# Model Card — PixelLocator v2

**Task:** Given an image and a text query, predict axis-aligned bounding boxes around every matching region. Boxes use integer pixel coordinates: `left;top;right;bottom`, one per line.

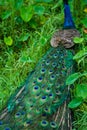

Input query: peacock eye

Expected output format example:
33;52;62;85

47;87;50;90
55;90;59;94
42;113;46;117
26;120;32;125
50;121;57;128
5;128;11;130
34;86;39;90
49;93;53;97
46;60;50;65
41;120;48;127
0;121;3;125
15;112;21;117
37;76;43;82
33;81;36;84
53;53;58;58
50;75;55;80
49;70;53;73
41;63;45;66
30;105;33;108
42;121;46;124
39;77;42;80
52;62;57;67
45;108;48;111
42;96;46;99
42;69;45;72
16;113;20;116
41;68;46;74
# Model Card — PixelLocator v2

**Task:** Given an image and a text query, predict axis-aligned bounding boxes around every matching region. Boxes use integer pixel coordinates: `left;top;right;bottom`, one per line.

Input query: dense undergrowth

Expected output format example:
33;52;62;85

0;0;87;129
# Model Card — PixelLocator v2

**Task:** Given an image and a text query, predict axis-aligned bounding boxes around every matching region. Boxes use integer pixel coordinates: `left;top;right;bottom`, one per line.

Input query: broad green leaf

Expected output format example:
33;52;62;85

84;35;87;41
20;56;33;63
81;17;87;28
20;56;28;62
20;6;33;22
78;56;85;65
40;15;47;24
68;98;83;108
66;72;87;85
66;73;81;85
73;37;84;44
1;11;12;20
0;1;5;5
14;0;23;9
73;50;87;60
81;72;87;76
76;84;87;99
19;33;30;41
34;5;45;15
4;36;13;46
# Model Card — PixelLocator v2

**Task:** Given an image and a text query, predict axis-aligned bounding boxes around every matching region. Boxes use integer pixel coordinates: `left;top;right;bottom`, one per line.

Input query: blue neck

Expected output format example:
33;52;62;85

63;4;76;29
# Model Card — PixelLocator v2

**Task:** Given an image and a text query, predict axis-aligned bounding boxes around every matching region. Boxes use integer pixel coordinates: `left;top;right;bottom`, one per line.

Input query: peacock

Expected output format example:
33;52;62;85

0;0;80;130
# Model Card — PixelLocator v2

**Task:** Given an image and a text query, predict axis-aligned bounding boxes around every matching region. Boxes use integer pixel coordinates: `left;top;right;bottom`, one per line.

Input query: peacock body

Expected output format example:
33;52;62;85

0;0;80;130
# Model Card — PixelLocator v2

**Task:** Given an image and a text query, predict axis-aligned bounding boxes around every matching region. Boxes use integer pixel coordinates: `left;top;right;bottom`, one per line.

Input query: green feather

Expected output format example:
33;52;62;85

0;46;74;130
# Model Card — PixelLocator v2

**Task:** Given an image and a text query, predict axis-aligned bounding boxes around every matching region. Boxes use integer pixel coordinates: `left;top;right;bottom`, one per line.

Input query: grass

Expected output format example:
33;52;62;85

0;8;63;110
73;108;87;130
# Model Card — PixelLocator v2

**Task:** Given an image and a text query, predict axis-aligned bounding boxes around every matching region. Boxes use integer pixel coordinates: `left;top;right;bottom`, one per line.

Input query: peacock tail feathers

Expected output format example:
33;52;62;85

0;46;74;130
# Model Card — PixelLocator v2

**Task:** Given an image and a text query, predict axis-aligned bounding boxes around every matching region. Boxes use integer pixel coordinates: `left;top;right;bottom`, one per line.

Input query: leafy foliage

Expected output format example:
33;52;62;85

4;36;13;46
65;1;87;128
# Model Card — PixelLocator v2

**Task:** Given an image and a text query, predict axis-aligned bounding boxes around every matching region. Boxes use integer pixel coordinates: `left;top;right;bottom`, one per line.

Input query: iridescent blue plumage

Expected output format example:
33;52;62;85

63;4;76;29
